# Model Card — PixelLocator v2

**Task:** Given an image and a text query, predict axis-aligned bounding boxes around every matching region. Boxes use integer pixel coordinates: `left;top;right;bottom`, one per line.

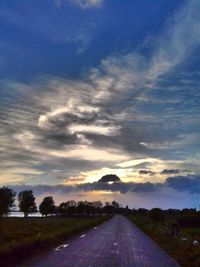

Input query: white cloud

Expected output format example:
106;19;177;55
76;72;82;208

38;99;100;128
14;131;36;150
87;0;200;104
71;0;103;9
117;158;161;168
0;173;24;184
71;166;150;184
48;145;130;162
148;0;200;81
68;123;120;136
0;167;43;175
140;133;200;150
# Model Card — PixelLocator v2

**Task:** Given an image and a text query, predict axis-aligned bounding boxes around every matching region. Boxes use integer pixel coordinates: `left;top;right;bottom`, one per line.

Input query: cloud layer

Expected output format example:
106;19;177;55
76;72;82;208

0;0;200;208
9;174;200;197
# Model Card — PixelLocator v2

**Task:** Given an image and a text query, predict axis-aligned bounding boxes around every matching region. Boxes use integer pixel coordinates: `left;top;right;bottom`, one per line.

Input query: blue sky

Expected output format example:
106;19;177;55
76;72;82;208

0;0;200;209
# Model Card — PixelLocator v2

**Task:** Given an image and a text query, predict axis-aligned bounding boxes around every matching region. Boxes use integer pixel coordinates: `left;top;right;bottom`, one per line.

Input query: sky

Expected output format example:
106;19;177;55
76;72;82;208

0;0;200;209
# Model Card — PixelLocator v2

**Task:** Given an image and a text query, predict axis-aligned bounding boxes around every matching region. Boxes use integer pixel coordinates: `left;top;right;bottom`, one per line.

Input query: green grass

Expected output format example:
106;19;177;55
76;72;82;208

0;216;110;266
127;215;200;267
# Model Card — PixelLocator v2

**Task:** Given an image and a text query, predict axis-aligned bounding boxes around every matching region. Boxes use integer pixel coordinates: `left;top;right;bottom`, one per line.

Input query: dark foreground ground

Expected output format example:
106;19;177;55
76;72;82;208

0;216;109;266
128;214;200;267
23;215;180;267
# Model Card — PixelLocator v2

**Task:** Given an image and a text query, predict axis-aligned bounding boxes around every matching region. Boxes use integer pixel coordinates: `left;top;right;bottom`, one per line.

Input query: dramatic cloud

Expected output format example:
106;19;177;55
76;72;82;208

7;173;200;209
98;174;121;183
10;180;161;196
161;169;182;175
0;0;200;208
166;175;200;194
139;170;156;176
9;174;200;197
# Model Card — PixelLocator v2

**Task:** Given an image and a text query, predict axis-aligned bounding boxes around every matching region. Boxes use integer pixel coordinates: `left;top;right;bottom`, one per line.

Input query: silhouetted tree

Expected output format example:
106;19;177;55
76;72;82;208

58;200;77;217
76;201;86;216
132;208;138;215
56;199;136;217
84;201;92;215
92;201;103;215
149;208;164;222
112;201;120;209
0;187;16;217
181;208;197;216
58;202;68;216
124;205;131;215
18;190;37;217
138;208;149;216
165;209;180;217
67;200;77;216
39;196;55;217
103;202;114;214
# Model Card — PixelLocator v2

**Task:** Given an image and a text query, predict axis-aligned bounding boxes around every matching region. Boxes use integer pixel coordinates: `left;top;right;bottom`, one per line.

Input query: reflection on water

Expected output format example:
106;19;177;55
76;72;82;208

9;211;42;217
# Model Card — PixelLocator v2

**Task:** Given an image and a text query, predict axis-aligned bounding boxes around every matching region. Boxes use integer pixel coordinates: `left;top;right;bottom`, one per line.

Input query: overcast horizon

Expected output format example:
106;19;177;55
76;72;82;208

0;0;200;209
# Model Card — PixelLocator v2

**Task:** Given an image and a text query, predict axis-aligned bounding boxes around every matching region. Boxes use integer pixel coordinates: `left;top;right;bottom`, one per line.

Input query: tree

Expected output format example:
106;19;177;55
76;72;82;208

149;208;164;222
138;208;149;216
103;202;114;214
58;202;68;216
92;201;103;215
39;196;55;217
58;200;77;217
76;201;86;216
112;201;120;209
66;200;77;216
18;190;37;217
0;187;16;217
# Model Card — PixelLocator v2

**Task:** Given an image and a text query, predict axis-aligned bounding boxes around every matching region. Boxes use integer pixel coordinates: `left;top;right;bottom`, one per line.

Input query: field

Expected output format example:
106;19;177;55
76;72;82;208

0;216;109;266
128;215;200;267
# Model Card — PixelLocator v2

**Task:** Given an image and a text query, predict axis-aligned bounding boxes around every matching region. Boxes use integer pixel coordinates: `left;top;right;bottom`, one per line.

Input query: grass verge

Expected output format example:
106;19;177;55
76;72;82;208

0;216;110;266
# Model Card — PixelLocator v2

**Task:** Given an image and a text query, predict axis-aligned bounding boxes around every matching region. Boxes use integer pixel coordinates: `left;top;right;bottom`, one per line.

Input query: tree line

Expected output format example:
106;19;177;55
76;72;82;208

0;187;125;218
0;187;37;218
1;186;198;222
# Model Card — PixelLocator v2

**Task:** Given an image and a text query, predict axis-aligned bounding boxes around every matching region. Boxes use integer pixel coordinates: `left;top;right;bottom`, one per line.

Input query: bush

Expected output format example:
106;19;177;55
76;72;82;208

178;216;200;227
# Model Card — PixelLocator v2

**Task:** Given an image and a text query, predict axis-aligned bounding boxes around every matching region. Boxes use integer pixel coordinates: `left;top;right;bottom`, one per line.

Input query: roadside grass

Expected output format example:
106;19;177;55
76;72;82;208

127;215;200;267
0;216;110;266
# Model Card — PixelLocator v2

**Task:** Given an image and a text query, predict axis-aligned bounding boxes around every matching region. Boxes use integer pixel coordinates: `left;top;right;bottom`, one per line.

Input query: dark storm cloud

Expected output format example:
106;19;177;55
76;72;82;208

139;170;156;175
161;169;191;175
137;169;189;176
9;174;200;197
10;184;73;196
10;181;162;195
78;181;161;193
161;169;180;175
98;174;121;183
165;175;200;194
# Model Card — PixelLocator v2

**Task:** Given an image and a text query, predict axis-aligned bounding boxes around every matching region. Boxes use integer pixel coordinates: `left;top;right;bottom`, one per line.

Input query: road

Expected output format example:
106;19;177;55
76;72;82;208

24;215;180;267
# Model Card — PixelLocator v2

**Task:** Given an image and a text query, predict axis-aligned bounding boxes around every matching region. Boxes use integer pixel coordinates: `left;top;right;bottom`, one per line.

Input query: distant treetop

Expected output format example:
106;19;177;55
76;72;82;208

98;174;121;183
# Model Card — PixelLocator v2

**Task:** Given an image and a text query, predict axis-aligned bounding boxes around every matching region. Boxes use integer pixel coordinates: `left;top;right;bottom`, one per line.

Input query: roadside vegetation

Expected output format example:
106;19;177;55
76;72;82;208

0;216;109;266
127;208;200;267
0;186;124;266
0;187;123;218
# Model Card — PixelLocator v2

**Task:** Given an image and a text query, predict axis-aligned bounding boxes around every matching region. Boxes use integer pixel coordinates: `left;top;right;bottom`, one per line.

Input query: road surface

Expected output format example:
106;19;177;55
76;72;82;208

24;215;180;267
